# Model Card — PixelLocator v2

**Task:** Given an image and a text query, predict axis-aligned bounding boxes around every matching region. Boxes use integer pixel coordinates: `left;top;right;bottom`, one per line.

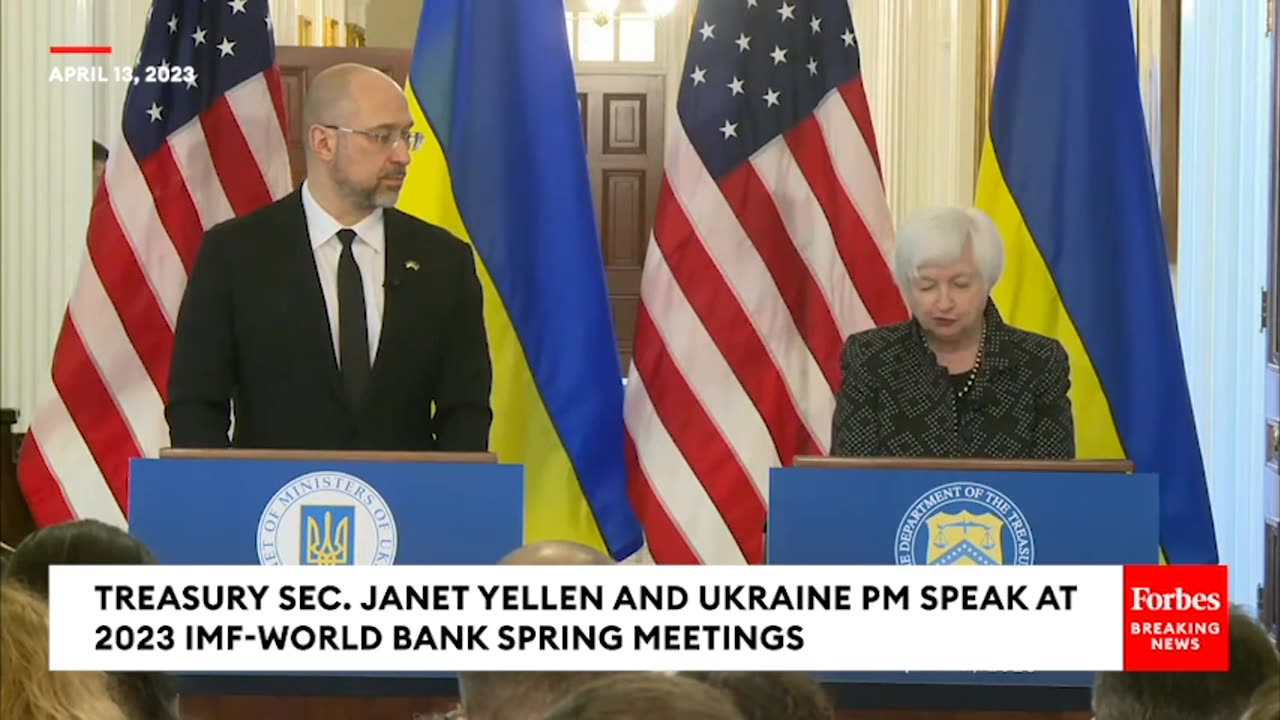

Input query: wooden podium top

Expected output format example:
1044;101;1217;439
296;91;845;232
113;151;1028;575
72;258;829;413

791;456;1135;473
157;448;498;464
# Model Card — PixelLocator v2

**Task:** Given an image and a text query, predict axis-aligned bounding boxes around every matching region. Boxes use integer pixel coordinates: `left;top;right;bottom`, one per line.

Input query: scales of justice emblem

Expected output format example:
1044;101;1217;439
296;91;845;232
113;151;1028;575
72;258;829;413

895;481;1035;566
926;510;1006;565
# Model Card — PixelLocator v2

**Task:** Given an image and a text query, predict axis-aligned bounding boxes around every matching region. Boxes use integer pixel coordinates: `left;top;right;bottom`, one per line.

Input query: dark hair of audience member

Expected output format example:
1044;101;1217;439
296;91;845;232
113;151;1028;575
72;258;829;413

1241;673;1279;720
2;520;179;720
1;579;130;720
680;671;835;720
3;519;158;596
544;672;744;720
1092;605;1280;720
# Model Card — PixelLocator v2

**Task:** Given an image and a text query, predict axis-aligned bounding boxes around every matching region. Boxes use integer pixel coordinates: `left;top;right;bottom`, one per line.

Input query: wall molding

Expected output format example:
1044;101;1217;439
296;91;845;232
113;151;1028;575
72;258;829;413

850;0;982;226
1;0;97;425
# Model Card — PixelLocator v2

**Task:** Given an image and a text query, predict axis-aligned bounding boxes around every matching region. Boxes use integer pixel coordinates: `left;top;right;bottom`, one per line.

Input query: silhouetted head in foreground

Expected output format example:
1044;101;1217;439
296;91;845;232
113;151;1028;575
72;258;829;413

498;540;615;566
3;520;178;720
3;519;157;596
545;673;745;720
456;540;617;719
680;671;835;720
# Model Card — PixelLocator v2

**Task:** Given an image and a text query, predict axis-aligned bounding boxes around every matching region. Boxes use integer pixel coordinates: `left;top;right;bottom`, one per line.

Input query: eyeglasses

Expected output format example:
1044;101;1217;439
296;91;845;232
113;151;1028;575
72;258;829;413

324;124;425;152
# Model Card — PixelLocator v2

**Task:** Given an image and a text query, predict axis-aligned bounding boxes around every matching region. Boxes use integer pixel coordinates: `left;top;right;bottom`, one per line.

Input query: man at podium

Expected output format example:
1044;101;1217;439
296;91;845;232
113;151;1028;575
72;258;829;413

166;64;492;452
830;207;1074;460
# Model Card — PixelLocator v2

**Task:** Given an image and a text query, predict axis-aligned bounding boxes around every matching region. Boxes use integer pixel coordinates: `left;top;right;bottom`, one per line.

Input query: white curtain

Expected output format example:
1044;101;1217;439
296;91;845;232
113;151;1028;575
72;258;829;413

1176;0;1274;604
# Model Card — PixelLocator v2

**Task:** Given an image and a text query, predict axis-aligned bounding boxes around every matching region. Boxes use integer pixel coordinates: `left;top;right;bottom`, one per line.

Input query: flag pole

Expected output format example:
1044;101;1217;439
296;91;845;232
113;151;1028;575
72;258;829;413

973;0;1007;190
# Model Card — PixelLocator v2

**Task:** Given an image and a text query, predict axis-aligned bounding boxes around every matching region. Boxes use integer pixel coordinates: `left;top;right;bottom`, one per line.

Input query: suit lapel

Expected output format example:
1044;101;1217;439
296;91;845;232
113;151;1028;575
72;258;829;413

279;191;346;405
369;211;414;389
967;302;1014;414
883;323;961;456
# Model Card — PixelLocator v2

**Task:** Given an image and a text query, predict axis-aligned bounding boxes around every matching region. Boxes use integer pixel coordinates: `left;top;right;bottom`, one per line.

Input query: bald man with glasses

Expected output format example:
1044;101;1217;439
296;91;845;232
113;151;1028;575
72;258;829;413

167;63;492;453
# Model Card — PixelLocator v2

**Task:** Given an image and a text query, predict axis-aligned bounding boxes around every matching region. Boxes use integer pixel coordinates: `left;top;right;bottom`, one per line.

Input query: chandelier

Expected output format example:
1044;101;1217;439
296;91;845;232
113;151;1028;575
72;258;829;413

587;0;676;26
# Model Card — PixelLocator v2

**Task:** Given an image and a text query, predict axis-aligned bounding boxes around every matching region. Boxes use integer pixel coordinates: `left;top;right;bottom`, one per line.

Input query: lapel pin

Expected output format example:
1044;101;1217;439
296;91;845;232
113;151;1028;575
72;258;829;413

405;260;420;271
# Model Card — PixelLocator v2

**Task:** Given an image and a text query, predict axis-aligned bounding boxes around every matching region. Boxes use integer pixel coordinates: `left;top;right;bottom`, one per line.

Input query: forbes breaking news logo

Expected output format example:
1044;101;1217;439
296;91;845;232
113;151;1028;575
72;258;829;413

1123;565;1229;671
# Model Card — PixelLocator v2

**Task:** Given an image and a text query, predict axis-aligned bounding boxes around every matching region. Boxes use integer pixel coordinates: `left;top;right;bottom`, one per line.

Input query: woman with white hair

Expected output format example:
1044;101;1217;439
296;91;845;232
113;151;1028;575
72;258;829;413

830;207;1075;459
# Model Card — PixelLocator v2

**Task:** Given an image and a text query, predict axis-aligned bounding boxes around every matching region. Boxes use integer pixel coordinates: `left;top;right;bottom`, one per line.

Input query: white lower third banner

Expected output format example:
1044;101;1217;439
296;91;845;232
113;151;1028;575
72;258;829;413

43;564;1145;673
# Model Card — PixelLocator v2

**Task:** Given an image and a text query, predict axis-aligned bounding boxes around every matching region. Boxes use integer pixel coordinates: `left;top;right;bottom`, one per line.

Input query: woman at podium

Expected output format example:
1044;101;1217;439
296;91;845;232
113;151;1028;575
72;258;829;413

830;207;1075;460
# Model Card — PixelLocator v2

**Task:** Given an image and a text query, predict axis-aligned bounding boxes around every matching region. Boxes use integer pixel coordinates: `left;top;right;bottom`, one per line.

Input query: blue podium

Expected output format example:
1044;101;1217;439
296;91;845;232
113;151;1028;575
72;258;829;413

130;448;524;720
130;449;524;566
768;456;1155;712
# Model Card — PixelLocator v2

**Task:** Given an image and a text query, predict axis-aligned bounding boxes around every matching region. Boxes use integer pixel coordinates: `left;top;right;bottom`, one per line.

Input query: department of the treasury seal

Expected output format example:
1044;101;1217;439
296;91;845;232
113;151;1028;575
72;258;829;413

256;471;398;566
894;481;1034;565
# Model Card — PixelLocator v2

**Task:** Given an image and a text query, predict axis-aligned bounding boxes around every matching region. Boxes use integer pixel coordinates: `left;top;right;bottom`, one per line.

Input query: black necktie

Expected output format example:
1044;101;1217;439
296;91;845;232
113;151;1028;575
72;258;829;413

336;228;369;408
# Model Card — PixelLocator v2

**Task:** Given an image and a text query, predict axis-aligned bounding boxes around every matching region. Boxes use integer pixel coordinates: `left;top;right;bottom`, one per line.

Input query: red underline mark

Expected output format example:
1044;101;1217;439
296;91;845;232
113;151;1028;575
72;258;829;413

50;46;112;54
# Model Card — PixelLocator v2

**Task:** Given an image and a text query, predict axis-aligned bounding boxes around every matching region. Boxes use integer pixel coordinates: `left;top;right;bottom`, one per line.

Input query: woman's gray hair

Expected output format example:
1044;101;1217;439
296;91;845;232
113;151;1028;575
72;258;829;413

891;206;1005;291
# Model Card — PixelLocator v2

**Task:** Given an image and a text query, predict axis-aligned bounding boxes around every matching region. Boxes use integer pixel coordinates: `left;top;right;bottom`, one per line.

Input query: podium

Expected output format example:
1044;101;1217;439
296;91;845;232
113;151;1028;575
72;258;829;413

130;449;523;565
128;449;525;720
767;457;1155;717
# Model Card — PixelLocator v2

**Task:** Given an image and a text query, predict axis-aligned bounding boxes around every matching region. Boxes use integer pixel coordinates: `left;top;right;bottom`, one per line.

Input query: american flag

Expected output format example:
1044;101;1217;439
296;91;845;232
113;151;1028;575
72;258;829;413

623;0;907;564
16;0;291;526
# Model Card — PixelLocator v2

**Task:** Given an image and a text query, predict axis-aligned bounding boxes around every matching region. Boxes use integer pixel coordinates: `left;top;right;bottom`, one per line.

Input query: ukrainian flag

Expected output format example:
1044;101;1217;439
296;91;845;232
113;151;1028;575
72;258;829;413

975;0;1217;563
398;0;643;559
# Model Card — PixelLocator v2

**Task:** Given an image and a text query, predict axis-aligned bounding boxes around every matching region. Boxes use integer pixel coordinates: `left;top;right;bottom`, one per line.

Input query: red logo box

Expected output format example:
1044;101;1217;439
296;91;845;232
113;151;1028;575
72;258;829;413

1123;565;1229;671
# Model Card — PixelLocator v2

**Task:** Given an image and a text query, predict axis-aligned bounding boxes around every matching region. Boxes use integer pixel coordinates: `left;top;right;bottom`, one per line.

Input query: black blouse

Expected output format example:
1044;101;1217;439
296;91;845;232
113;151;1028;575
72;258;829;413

830;302;1076;459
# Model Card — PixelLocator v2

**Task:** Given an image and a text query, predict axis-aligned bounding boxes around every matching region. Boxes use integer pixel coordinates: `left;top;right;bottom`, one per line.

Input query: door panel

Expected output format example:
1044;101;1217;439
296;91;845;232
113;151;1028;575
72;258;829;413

576;74;665;372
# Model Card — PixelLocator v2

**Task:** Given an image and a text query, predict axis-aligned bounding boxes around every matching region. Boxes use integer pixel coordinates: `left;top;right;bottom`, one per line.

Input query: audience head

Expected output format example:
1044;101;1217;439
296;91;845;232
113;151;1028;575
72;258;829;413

498;540;615;566
1092;605;1280;720
680;671;834;720
1240;673;1279;720
4;519;158;597
3;520;178;720
544;672;744;720
457;672;623;720
457;540;618;718
892;206;1004;345
0;580;129;720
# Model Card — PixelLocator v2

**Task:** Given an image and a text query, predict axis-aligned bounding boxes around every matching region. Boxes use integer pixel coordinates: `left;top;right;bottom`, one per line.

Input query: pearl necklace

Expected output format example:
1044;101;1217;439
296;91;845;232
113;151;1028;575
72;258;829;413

955;342;983;398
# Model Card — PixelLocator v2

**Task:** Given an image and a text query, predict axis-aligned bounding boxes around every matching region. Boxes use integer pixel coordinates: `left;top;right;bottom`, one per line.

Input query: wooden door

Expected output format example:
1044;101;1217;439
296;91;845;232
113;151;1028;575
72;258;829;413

0;409;34;548
275;47;414;188
575;74;665;373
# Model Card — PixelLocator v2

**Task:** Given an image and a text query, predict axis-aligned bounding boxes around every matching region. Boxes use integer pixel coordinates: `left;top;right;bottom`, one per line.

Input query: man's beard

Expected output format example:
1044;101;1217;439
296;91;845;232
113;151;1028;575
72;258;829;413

333;160;405;210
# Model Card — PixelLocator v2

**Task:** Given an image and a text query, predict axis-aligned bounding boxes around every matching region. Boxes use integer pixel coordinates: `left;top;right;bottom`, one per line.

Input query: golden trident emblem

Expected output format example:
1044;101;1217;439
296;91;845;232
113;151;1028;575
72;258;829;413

305;510;351;565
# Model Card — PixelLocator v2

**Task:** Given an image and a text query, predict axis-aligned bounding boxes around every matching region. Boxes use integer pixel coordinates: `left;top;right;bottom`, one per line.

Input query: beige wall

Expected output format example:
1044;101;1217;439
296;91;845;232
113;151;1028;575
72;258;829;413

1;0;97;427
366;0;421;48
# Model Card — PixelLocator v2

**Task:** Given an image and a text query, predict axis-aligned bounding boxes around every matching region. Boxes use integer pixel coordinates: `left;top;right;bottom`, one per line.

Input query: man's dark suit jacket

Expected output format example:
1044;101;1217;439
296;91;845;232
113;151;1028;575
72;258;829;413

830;301;1075;459
166;189;492;451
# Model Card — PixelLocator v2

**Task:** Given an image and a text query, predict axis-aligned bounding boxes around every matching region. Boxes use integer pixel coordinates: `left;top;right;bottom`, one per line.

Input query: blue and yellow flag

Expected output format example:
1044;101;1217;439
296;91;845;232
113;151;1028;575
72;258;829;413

975;0;1217;563
399;0;643;559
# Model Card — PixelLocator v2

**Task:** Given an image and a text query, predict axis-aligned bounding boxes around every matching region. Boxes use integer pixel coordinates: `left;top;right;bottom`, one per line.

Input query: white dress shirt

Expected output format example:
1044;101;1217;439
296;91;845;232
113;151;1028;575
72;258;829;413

301;181;385;366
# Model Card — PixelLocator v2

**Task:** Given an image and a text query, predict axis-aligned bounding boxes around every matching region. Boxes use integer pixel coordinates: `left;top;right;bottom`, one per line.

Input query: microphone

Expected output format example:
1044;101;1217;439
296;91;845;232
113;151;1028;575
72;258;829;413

384;274;402;290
